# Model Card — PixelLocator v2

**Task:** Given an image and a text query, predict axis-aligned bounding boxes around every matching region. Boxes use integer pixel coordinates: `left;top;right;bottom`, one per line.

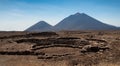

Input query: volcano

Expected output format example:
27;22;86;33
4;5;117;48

25;21;53;32
54;13;118;30
26;13;119;32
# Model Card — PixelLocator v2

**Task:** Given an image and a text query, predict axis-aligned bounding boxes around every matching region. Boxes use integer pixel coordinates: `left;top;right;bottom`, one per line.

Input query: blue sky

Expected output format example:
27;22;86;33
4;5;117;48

0;0;120;31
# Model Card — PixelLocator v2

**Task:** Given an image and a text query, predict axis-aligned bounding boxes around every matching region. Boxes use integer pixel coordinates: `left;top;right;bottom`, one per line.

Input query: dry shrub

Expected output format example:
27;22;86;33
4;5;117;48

109;41;120;63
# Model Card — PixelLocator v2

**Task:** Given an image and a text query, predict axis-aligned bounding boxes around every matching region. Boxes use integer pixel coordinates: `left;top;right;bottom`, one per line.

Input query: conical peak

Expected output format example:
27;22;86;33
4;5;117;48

74;12;81;15
37;21;48;24
81;13;86;15
38;21;46;23
73;12;87;16
33;21;52;27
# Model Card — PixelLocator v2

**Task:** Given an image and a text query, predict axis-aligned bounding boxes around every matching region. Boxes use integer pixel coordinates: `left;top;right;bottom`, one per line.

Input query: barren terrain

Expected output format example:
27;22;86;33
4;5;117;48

0;31;120;66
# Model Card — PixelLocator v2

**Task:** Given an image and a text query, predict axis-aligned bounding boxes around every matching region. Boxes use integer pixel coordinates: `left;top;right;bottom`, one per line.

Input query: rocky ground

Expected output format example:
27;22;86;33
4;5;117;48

0;31;120;66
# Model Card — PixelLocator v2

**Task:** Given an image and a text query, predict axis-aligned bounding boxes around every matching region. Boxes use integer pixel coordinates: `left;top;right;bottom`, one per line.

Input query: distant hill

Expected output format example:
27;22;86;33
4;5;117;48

25;13;119;32
25;21;53;32
54;13;118;30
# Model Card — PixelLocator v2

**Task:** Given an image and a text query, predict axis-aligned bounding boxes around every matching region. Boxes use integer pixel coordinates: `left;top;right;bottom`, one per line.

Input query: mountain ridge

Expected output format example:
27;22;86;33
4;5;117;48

25;13;119;32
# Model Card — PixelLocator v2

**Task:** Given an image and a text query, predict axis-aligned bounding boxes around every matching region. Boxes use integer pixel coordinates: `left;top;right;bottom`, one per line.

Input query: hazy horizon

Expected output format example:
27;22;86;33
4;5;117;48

0;0;120;31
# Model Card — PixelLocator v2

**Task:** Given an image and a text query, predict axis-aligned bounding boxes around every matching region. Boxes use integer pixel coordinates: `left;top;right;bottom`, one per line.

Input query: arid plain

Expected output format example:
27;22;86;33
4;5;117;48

0;31;120;66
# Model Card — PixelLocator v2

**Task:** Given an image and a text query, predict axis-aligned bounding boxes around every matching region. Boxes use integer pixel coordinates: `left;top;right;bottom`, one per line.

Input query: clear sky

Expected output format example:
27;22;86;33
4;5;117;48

0;0;120;31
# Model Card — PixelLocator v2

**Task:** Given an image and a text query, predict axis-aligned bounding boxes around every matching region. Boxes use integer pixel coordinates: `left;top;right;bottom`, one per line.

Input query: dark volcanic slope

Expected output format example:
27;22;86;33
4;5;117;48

54;13;118;30
25;13;119;32
25;21;53;32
